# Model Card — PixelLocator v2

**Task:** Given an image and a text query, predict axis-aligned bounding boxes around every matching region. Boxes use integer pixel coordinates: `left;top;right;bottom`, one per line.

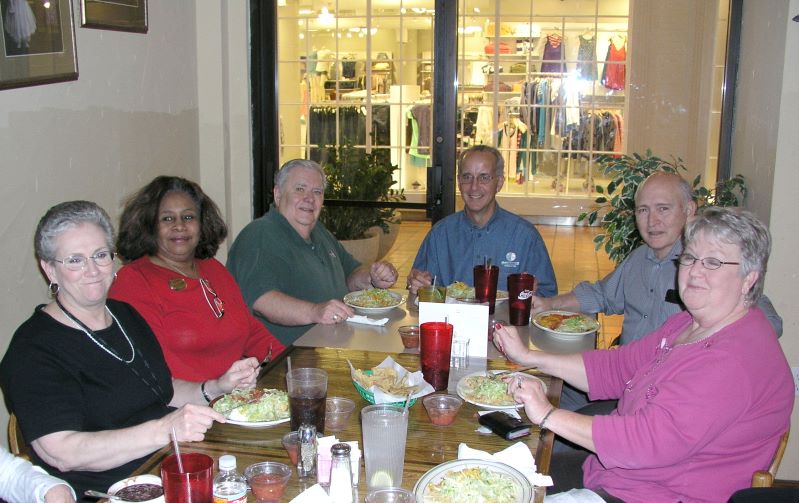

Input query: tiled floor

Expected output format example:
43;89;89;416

383;220;623;347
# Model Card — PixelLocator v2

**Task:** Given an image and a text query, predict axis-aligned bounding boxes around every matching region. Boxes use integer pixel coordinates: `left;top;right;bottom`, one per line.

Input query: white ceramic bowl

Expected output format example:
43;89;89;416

108;474;165;503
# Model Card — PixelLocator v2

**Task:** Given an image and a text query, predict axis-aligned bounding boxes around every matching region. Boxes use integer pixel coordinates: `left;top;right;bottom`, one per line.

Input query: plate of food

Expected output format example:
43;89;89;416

413;459;533;503
210;388;290;427
108;474;164;503
446;281;509;303
532;310;600;337
456;370;546;410
344;288;405;315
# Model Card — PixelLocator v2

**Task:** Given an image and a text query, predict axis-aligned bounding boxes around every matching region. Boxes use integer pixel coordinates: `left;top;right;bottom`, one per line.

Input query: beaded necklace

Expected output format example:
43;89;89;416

54;298;169;405
55;297;134;363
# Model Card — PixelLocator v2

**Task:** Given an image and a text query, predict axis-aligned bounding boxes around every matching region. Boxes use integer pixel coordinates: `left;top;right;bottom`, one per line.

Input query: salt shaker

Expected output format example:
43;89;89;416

297;423;317;478
327;443;353;503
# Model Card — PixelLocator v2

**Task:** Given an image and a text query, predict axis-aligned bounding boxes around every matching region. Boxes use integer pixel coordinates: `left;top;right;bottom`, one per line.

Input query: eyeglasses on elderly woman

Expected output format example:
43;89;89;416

53;250;116;271
676;253;740;270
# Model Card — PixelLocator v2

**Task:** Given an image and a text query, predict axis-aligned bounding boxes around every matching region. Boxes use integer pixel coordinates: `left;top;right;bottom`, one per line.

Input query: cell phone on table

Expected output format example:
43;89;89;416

478;411;532;440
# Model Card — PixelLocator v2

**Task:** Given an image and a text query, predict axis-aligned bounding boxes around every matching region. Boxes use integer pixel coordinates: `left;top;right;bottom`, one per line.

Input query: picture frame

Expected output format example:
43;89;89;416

0;0;78;90
80;0;147;33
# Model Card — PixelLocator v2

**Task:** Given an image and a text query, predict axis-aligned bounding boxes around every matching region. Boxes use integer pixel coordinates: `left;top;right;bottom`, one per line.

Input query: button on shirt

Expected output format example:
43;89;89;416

412;206;557;296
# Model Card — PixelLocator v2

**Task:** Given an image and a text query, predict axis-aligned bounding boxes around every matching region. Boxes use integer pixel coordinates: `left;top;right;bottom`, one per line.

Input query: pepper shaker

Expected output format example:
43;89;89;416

297;423;317;478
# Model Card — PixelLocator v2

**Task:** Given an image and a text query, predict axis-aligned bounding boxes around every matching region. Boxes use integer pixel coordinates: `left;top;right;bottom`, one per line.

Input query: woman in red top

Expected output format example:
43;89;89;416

110;176;285;401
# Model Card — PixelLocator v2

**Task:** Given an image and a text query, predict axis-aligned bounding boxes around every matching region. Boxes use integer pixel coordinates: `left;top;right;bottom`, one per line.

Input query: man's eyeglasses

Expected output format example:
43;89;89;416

54;250;115;271
458;173;494;185
200;278;225;318
676;253;740;270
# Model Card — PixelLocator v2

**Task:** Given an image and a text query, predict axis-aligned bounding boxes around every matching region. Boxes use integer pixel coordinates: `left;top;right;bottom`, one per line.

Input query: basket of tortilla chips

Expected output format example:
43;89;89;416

349;357;435;407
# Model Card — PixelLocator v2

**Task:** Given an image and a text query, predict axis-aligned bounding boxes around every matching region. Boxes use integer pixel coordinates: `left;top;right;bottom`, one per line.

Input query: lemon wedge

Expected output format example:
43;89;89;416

370;470;393;487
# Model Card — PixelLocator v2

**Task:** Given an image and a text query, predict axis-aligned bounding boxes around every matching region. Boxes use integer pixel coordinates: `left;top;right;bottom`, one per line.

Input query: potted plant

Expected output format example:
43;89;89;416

320;144;405;263
578;150;747;264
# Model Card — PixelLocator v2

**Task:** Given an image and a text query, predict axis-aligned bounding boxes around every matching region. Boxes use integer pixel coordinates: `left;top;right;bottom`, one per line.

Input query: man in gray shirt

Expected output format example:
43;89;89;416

529;172;783;411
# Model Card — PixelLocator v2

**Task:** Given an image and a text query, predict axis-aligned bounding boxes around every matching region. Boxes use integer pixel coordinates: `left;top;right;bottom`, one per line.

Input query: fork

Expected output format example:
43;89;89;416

487;366;537;379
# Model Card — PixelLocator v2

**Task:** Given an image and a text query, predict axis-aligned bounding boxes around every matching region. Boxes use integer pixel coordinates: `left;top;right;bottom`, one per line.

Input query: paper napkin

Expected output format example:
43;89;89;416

458;441;554;487
346;315;389;326
288;483;332;503
348;356;434;404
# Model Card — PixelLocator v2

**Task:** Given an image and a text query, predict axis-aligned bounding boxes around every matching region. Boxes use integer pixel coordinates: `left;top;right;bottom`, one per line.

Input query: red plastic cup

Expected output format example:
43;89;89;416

160;453;213;503
508;273;536;326
473;265;499;314
420;322;454;391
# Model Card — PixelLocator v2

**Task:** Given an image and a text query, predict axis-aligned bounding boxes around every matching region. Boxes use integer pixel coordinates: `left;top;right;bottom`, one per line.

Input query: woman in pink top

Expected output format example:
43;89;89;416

495;207;793;503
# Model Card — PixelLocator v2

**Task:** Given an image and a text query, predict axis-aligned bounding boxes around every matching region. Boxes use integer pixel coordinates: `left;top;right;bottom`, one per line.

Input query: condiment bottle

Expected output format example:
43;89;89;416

298;423;318;478
328;443;354;503
213;454;247;503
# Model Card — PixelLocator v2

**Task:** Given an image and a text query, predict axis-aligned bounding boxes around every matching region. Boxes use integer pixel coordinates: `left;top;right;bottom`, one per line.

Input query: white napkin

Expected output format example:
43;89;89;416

348;356;435;404
289;483;332;503
458;441;554;487
346;315;389;326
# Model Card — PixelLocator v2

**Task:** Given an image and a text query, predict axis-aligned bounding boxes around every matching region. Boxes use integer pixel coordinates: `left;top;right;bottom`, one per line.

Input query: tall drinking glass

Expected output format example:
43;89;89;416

286;368;328;433
417;285;446;303
419;322;454;391
362;405;409;490
508;272;536;326
160;453;213;503
473;265;499;314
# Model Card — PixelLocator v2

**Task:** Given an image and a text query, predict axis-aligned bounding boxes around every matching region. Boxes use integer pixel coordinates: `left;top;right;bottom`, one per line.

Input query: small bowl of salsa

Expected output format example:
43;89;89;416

108;474;164;503
245;461;292;503
422;394;463;426
398;325;420;349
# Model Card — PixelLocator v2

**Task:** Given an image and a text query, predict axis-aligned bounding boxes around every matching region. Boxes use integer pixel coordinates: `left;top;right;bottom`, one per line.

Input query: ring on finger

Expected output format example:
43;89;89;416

333;314;339;321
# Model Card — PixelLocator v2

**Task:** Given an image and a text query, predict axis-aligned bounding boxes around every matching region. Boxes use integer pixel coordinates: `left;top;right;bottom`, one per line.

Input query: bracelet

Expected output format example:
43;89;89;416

539;407;556;430
200;381;212;403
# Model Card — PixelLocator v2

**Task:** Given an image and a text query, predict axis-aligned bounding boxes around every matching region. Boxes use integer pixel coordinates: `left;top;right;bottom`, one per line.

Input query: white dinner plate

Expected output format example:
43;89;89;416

532;310;600;338
413;459;533;503
344;289;405;315
209;389;290;428
456;370;526;410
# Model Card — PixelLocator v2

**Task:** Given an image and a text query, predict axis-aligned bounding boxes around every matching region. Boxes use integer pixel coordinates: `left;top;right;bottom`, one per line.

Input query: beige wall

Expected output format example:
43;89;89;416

627;0;718;183
737;0;799;480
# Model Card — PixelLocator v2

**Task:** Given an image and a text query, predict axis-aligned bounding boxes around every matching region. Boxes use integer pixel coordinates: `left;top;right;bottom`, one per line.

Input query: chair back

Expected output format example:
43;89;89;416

752;429;790;487
7;413;32;461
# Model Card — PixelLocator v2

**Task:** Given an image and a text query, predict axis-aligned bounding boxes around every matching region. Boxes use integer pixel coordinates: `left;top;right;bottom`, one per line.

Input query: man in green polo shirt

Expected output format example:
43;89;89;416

227;159;399;345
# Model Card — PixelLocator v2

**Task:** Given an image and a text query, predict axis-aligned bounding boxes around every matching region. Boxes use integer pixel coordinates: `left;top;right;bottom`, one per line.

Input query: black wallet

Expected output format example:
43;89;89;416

478;411;532;440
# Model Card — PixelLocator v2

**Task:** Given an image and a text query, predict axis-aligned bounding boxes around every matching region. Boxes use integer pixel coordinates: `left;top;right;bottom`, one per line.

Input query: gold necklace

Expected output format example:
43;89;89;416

153;257;197;290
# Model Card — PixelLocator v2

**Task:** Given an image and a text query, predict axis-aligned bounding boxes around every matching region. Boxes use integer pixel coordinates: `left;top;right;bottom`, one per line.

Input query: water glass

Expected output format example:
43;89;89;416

417;285;446;303
365;487;417;503
361;404;409;490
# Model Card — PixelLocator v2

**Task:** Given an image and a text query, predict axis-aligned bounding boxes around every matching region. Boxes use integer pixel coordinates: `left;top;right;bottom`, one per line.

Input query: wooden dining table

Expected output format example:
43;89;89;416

130;345;564;502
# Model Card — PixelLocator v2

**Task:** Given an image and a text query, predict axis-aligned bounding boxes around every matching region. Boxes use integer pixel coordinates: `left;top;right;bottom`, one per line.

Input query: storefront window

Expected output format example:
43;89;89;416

273;0;728;218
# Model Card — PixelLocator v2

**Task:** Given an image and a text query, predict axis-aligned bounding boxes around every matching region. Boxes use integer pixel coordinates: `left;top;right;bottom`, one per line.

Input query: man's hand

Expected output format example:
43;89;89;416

312;299;354;324
369;261;398;288
406;268;432;295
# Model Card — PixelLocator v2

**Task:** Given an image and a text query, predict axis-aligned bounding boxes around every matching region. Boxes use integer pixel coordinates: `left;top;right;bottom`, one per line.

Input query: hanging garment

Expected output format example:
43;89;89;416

4;0;36;49
601;35;627;90
577;35;597;80
475;105;496;146
541;34;566;73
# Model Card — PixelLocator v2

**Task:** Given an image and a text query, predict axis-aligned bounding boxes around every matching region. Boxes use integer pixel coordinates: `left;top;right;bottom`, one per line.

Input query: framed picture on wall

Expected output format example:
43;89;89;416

80;0;146;33
0;0;78;90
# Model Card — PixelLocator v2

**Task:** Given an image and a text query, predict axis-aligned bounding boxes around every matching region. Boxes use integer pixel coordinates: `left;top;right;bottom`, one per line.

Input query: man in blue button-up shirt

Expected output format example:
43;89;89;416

407;145;557;298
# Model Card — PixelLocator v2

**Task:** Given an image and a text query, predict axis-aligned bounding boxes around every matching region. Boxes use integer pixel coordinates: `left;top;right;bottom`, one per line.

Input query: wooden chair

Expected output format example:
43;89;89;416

752;429;790;488
7;413;31;461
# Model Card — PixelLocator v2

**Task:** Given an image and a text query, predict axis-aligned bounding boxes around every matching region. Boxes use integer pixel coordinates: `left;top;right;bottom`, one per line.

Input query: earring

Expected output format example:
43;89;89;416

48;282;59;297
114;271;118;281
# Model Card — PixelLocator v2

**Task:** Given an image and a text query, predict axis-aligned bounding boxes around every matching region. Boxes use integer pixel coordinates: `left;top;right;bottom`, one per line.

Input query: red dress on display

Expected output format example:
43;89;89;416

601;35;627;91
